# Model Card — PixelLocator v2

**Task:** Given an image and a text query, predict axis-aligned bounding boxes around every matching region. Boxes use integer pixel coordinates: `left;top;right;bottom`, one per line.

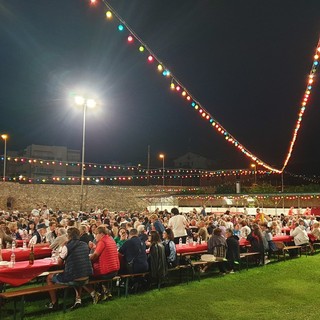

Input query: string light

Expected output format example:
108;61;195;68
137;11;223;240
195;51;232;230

106;11;112;19
97;0;319;174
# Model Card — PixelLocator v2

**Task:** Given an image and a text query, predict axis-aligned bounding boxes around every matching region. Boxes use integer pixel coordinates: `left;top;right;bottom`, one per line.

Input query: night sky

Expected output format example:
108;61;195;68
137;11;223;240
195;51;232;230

1;0;320;174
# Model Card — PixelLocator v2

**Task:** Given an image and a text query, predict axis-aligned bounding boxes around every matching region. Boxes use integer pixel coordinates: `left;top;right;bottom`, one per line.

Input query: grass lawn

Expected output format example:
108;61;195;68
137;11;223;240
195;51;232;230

3;254;320;320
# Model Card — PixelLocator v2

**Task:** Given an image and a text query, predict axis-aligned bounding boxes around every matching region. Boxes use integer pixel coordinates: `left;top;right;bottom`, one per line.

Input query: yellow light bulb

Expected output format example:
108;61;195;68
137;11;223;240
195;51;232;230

106;11;112;19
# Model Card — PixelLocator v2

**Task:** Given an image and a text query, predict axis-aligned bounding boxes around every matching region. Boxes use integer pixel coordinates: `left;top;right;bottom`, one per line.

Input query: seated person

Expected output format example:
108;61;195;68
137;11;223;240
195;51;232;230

79;224;92;244
162;228;177;268
226;228;240;273
29;223;48;247
114;227;128;249
207;228;228;274
46;227;93;310
118;228;148;274
50;227;68;251
148;231;167;279
82;225;120;302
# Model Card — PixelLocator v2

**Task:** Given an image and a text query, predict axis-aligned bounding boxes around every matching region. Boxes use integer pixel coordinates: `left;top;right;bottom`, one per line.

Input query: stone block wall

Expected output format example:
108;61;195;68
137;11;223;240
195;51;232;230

0;182;153;212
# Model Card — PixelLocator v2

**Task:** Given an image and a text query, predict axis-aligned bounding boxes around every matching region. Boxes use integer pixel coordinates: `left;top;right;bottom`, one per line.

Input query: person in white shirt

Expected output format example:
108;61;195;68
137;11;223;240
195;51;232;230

168;208;188;244
290;222;309;246
239;221;251;239
29;223;48;247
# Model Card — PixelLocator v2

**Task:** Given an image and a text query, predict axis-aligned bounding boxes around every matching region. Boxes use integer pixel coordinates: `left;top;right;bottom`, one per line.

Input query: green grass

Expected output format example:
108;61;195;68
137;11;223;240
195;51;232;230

3;255;320;320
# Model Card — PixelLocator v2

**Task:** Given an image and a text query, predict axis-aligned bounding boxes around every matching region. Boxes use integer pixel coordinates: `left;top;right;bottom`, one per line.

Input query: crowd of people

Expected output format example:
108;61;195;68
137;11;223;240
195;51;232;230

0;204;320;310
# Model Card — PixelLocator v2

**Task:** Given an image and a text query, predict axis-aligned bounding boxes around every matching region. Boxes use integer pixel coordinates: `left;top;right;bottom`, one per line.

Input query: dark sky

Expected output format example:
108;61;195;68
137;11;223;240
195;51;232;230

1;0;320;173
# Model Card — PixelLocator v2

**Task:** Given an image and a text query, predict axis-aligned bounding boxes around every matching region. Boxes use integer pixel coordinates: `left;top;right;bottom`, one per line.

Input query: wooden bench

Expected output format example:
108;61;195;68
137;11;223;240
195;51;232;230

0;283;69;319
239;252;261;270
274;241;303;260
118;272;149;297
0;275;122;319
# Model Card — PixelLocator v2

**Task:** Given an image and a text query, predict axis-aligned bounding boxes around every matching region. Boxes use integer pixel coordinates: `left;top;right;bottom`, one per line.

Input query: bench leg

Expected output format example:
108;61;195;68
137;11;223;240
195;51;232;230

125;278;129;298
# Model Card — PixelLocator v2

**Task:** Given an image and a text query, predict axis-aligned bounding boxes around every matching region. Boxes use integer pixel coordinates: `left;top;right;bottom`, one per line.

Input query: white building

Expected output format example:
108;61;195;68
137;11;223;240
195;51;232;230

174;152;213;169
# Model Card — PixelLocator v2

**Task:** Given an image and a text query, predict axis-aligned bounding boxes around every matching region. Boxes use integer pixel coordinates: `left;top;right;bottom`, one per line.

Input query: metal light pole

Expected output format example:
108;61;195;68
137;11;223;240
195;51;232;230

251;163;257;185
159;154;165;186
1;134;8;182
74;96;96;211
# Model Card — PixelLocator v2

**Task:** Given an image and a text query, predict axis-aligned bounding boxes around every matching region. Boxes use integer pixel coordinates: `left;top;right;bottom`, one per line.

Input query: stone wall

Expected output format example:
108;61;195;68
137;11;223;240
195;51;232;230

0;182;154;212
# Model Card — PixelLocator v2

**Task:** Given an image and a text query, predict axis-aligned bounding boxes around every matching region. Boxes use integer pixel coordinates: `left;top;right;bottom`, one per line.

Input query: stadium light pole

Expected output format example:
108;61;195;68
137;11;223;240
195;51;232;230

74;96;96;211
159;153;165;186
1;134;8;182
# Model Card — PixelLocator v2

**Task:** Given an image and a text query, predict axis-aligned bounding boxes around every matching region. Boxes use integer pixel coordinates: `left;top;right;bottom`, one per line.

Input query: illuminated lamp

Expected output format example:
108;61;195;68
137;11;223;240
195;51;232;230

90;0;97;4
106;11;112;19
211;122;216;126
182;91;186;96
314;54;319;59
191;102;196;107
157;64;163;71
118;24;124;31
206;115;210;119
194;105;199;109
139;46;144;52
147;55;154;62
186;96;191;100
176;86;181;91
170;83;175;89
318;47;320;52
202;113;206;117
127;35;134;42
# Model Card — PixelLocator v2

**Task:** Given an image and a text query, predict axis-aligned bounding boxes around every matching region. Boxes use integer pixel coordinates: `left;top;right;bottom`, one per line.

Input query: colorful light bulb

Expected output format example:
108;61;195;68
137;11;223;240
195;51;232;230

106;11;112;19
118;24;124;31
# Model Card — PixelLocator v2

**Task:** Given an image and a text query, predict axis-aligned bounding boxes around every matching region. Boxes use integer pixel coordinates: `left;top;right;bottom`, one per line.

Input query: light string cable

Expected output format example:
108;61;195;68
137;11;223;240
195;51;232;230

100;1;320;174
100;0;281;173
281;37;320;172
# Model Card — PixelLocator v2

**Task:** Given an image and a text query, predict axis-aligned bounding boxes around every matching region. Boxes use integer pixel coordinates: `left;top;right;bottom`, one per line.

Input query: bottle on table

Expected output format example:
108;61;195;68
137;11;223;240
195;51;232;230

10;249;15;267
179;237;182;246
29;245;35;265
22;238;27;250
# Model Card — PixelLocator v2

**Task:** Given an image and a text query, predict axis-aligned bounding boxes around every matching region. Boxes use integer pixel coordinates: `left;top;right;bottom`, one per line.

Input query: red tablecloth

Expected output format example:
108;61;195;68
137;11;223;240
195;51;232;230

273;235;293;242
175;243;208;254
0;258;55;286
240;235;294;246
15;239;30;248
1;246;52;262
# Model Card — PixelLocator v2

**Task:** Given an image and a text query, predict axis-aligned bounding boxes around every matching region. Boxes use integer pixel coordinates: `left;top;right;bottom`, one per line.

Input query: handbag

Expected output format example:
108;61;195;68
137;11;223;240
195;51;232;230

126;241;143;273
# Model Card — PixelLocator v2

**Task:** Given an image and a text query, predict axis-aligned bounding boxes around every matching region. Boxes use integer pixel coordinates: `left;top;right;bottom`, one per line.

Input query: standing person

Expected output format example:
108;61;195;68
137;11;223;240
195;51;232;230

46;227;93;310
200;205;207;217
149;214;165;239
225;228;240;273
168;208;188;244
118;228;148;274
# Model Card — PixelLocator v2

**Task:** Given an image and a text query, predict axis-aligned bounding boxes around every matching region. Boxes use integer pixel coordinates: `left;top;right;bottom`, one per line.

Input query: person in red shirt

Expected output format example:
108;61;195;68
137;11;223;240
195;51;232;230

81;225;120;304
